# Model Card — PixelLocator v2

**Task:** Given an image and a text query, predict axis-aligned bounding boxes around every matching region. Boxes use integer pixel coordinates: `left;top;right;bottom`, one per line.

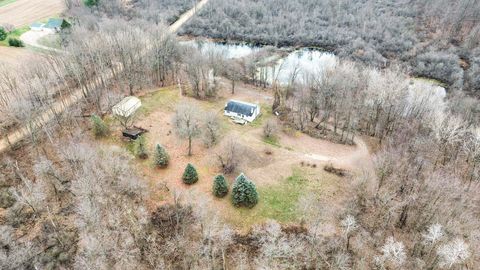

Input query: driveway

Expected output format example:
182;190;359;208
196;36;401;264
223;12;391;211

20;30;62;52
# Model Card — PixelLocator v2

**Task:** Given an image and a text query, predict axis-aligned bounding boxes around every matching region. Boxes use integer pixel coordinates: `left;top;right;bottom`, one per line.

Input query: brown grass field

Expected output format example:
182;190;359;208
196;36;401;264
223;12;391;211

0;0;65;28
0;46;39;66
102;80;373;231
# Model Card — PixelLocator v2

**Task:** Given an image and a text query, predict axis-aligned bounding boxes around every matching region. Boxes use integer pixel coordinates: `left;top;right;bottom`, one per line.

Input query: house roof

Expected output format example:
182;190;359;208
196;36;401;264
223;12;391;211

31;22;44;28
225;100;258;117
44;18;65;29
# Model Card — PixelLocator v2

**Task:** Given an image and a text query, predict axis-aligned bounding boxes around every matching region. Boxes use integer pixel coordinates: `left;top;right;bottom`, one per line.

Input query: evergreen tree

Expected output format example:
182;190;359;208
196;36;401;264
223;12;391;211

134;135;148;159
232;173;258;208
8;38;24;47
182;163;199;184
154;144;169;168
84;0;98;7
0;28;7;41
212;174;228;198
90;114;109;138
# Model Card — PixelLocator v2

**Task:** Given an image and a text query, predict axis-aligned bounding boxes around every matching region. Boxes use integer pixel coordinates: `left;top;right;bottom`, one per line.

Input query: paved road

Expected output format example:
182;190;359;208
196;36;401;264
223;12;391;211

0;0;210;153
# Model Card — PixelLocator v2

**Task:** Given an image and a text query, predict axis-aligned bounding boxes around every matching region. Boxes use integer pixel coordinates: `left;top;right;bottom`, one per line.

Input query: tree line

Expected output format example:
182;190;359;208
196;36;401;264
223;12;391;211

179;0;480;94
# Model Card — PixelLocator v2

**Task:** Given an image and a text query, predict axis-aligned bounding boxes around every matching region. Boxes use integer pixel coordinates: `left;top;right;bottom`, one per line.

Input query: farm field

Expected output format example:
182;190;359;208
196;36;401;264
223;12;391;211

0;0;64;28
0;46;39;66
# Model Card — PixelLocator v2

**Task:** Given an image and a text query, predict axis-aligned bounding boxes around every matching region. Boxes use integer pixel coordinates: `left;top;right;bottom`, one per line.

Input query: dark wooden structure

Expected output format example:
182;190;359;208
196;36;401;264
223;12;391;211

122;127;147;140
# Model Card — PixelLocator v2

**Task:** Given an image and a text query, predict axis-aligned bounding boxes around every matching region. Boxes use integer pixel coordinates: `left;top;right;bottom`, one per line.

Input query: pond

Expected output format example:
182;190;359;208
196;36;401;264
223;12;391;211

182;40;338;85
180;40;261;59
258;49;337;85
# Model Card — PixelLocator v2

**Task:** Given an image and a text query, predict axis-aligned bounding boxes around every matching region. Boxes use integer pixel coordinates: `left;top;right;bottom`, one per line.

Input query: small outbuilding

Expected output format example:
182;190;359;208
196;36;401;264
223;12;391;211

113;96;142;118
224;100;261;123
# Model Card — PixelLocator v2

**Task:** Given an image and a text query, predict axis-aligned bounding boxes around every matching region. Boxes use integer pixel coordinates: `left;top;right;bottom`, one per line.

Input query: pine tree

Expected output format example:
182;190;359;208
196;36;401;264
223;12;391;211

84;0;98;7
134;135;148;159
154;144;169;168
90;114;109;138
182;163;199;184
213;175;228;198
232;173;258;208
0;28;6;42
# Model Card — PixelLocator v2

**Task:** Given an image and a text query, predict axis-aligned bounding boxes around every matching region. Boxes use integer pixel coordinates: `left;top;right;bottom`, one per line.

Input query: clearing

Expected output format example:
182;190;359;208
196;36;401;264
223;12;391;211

0;0;65;28
104;81;372;231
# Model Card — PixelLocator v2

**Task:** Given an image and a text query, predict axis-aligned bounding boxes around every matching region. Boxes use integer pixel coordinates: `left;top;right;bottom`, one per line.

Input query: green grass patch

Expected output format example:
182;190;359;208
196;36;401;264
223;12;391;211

0;0;16;7
249;103;272;128
225;167;339;228
263;136;281;147
0;26;29;47
138;86;179;116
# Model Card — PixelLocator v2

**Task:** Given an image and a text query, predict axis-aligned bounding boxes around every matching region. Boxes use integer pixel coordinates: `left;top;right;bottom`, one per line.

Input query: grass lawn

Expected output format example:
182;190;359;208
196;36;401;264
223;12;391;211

223;167;341;229
0;26;29;46
0;0;16;7
138;86;180;116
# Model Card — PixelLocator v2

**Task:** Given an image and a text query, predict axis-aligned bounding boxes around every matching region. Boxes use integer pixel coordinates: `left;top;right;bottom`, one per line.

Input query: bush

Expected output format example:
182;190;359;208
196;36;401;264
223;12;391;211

263;119;278;138
134;135;148;159
212;174;228;198
182;163;199;185
0;28;6;41
8;38;24;47
232;173;258;208
154;144;169;168
90;114;109;138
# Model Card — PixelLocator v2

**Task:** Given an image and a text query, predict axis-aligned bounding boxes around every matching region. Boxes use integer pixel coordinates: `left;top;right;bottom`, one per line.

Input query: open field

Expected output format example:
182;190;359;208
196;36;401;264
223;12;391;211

0;46;39;66
0;0;64;28
103;81;371;230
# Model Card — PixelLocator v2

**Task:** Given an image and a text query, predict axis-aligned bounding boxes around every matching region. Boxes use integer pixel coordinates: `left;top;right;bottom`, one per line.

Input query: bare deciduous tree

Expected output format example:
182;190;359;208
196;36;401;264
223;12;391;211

173;102;202;156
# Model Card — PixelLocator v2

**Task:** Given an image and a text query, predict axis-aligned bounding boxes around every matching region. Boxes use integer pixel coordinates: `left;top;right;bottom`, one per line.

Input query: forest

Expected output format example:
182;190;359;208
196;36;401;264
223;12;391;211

180;0;480;94
0;0;479;269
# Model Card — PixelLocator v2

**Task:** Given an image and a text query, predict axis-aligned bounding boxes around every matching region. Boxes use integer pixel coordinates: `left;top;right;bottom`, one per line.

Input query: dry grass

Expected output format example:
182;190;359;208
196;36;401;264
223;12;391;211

101;84;369;231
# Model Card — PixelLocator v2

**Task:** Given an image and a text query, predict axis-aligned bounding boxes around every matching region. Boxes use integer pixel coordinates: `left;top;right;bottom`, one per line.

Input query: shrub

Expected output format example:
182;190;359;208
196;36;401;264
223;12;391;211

8;38;24;47
0;28;6;41
232;173;258;208
134;135;148;159
90;114;109;138
263;119;278;138
182;163;199;185
154;144;169;168
212;174;228;198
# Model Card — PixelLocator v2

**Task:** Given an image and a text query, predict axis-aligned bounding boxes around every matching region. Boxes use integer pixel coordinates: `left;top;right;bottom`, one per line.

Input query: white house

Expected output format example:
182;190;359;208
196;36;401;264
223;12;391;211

30;22;45;31
113;96;142;118
30;19;70;33
224;100;261;123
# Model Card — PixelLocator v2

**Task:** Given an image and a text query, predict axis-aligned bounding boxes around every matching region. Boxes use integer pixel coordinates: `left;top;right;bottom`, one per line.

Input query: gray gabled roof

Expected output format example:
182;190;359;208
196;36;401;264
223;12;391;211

225;100;258;117
45;18;65;29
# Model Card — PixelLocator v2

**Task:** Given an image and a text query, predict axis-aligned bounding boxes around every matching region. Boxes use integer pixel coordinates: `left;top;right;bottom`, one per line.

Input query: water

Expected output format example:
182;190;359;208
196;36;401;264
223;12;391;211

180;40;261;59
259;49;337;85
181;40;337;85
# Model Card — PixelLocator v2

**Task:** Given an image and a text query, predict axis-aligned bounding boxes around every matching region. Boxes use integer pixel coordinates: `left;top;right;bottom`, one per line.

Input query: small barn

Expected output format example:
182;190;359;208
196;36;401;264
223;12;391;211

113;96;142;118
224;100;261;123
